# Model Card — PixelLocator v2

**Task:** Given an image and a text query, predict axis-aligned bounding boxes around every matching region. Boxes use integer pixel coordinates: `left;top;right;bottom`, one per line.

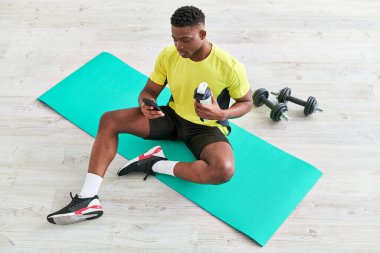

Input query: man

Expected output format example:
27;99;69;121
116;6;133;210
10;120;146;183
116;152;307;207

47;6;252;225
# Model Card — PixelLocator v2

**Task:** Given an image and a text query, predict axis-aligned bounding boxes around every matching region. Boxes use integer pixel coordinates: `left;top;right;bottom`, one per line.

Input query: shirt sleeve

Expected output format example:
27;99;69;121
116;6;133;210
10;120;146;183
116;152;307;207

227;63;251;99
149;48;167;85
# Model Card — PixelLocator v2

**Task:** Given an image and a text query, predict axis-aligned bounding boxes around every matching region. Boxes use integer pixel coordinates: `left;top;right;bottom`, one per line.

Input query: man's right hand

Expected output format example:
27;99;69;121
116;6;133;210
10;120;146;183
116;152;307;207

138;78;166;119
140;100;165;119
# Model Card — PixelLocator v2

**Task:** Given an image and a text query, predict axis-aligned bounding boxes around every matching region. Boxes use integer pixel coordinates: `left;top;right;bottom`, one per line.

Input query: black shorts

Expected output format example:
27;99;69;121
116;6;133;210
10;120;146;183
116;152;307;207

145;106;231;159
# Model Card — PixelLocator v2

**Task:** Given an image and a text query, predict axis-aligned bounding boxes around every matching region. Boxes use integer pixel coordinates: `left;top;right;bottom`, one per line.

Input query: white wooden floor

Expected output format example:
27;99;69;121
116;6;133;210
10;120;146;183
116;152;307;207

1;0;379;252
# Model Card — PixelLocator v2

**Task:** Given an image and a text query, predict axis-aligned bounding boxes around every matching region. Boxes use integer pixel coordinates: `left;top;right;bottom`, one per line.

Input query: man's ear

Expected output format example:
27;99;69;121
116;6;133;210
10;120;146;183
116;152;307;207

200;30;207;39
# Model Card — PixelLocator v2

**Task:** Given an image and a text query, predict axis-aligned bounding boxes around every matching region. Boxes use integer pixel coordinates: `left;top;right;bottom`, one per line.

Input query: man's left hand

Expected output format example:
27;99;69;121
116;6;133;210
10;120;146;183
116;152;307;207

194;95;227;121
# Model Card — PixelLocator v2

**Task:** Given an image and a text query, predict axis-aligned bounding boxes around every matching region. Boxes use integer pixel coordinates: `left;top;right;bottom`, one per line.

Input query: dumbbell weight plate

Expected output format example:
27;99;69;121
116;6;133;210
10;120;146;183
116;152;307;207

270;103;288;121
252;88;269;107
277;87;291;103
304;96;317;116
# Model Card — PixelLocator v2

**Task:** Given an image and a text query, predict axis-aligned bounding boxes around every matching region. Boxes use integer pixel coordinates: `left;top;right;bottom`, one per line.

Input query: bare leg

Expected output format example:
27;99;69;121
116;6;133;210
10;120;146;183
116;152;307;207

47;108;153;224
87;107;234;184
88;108;150;177
173;142;235;184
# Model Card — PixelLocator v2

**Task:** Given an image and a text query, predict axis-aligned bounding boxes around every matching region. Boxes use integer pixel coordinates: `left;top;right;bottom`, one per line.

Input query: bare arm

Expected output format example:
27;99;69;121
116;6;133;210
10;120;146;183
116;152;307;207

138;78;166;119
195;89;253;121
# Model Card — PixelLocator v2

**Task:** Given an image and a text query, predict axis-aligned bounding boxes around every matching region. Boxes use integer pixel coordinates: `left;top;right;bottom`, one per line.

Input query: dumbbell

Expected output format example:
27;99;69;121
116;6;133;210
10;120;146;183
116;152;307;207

271;87;323;116
252;88;290;121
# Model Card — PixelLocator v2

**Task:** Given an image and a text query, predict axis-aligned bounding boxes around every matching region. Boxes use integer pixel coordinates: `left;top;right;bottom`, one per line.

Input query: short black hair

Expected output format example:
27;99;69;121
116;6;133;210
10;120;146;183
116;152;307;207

170;6;205;27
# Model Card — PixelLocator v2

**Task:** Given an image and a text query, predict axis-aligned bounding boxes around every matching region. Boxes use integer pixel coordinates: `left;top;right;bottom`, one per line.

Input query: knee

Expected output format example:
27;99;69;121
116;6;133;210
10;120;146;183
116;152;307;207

99;111;116;132
212;162;235;184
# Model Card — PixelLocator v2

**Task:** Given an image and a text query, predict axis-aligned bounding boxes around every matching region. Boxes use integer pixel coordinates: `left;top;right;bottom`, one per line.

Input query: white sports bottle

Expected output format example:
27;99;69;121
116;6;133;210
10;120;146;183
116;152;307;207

194;82;212;122
194;82;212;105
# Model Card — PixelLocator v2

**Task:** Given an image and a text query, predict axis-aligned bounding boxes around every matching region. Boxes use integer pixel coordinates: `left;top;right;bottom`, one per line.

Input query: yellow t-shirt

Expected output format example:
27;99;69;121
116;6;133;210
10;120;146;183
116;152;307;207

149;44;251;135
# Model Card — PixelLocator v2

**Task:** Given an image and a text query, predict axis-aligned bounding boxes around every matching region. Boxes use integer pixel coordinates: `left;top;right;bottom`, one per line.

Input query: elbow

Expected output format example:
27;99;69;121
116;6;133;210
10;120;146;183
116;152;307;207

245;100;253;114
247;100;253;108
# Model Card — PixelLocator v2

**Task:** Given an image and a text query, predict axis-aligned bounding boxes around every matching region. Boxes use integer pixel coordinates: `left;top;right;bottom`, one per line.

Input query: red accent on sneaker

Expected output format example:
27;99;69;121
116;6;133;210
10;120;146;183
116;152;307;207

138;147;162;160
74;205;103;215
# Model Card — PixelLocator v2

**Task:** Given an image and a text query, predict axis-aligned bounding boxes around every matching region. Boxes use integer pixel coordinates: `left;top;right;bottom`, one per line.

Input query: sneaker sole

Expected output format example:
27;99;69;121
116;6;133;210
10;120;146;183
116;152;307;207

47;210;103;225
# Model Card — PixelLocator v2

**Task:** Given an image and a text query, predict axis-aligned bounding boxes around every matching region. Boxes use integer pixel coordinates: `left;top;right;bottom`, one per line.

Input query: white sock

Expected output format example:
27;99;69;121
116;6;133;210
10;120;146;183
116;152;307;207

152;160;178;177
79;173;103;198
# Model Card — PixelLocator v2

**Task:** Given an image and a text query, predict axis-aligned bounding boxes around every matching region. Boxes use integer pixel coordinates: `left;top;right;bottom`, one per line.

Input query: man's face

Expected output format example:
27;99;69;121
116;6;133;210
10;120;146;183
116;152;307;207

171;25;205;58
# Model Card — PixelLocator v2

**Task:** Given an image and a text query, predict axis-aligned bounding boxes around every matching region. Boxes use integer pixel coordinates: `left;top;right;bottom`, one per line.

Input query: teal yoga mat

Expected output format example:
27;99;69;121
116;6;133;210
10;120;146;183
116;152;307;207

38;52;322;246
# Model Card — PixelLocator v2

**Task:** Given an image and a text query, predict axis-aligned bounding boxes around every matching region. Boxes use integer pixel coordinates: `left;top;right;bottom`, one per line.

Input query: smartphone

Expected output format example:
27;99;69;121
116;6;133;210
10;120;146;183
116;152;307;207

142;98;161;111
